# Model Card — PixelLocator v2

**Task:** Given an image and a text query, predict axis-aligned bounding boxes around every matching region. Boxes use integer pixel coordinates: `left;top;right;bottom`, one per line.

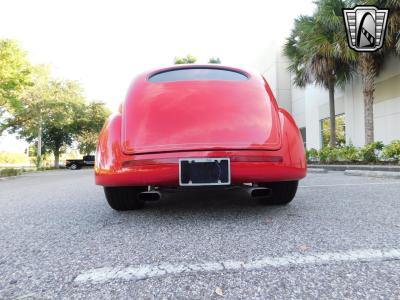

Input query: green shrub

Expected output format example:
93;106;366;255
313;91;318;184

306;140;400;164
306;148;319;161
30;156;43;169
358;141;384;163
0;168;22;177
337;144;359;162
382;140;400;161
318;146;339;163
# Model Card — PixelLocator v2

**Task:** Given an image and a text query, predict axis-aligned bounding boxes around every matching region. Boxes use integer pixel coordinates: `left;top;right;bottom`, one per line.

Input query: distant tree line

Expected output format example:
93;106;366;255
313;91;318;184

0;39;111;168
174;54;221;64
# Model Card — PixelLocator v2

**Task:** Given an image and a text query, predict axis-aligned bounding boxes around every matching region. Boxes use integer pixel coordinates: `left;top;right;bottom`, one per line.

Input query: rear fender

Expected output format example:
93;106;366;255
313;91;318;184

278;108;306;169
95;114;124;174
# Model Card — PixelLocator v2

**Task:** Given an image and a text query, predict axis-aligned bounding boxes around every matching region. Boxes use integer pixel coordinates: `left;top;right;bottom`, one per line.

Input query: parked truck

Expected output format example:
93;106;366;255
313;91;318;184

66;155;95;170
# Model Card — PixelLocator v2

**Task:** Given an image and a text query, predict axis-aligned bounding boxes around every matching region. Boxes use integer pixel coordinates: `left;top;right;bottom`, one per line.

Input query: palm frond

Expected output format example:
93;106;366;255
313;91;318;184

284;0;356;90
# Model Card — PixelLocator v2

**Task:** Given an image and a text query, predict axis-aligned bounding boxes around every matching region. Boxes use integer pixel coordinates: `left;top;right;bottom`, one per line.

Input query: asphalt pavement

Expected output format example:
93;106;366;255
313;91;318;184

1;169;400;299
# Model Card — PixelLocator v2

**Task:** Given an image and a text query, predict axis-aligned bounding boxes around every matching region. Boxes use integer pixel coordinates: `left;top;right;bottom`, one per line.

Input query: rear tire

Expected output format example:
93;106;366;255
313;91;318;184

104;186;146;211
257;181;298;205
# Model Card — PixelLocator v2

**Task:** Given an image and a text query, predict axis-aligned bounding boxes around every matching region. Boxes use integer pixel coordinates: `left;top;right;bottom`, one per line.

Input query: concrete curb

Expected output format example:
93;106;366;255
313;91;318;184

308;164;400;172
344;170;400;179
308;168;328;174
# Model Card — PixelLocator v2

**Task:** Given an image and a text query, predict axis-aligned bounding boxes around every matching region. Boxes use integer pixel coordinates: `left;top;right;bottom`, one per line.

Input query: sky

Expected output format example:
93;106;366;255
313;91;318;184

0;0;315;152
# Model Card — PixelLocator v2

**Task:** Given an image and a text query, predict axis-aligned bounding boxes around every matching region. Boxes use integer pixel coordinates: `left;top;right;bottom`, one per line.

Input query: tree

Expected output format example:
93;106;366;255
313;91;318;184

76;102;111;155
41;80;86;167
0;39;32;126
2;65;52;167
174;54;197;64
4;75;86;168
284;0;355;147
348;0;400;144
208;57;221;64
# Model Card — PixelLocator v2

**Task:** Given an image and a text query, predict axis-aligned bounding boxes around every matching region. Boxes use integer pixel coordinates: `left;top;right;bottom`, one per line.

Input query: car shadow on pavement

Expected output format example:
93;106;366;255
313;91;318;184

113;188;299;221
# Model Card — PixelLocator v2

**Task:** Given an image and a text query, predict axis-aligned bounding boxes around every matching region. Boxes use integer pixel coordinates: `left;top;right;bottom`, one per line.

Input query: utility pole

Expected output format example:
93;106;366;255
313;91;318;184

37;115;42;169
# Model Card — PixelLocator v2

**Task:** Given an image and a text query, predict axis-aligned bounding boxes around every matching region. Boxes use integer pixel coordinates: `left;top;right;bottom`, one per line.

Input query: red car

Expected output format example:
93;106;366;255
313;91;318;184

95;65;306;210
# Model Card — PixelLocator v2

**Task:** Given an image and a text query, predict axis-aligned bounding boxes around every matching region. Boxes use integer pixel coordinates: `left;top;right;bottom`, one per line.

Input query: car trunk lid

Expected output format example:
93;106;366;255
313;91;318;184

122;79;282;155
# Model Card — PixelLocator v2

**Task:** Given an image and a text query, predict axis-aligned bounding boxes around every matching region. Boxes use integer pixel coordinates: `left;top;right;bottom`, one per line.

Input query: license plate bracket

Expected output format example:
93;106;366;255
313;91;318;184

179;158;231;186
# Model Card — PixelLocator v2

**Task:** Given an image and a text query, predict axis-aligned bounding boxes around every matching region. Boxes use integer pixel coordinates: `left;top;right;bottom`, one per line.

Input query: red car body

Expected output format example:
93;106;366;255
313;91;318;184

95;65;306;209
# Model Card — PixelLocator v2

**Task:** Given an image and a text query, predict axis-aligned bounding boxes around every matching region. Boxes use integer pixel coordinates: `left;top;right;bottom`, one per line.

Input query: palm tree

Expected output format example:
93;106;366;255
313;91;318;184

348;0;400;144
284;0;355;147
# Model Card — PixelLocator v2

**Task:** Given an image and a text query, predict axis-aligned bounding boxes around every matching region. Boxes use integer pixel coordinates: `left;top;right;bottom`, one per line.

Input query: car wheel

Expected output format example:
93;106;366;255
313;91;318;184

257;181;298;205
70;163;78;170
104;186;146;211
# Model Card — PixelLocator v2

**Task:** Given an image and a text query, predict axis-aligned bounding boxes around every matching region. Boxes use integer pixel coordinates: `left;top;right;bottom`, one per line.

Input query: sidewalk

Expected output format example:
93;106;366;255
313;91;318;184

308;164;400;179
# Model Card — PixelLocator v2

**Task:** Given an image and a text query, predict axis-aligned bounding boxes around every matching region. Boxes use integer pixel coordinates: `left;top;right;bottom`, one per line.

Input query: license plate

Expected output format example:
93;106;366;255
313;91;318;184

179;158;231;186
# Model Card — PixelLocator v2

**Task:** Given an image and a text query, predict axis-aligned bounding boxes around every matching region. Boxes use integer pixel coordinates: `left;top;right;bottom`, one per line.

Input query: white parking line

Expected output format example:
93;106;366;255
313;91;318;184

300;182;400;188
74;248;400;284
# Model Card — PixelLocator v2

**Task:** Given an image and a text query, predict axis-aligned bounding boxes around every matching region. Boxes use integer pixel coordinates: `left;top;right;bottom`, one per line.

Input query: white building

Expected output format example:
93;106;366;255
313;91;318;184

257;44;400;149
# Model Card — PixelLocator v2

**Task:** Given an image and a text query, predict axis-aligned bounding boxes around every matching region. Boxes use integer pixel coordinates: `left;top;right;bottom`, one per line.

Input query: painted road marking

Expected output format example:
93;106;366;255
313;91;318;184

75;248;400;283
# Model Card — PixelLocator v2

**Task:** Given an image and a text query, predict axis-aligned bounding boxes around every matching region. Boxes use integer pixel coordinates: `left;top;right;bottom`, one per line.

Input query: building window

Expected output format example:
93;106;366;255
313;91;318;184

320;114;346;147
299;127;306;148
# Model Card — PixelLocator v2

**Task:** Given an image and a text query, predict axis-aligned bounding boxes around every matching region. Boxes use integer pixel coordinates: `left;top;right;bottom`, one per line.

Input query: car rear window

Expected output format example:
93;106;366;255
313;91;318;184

148;68;248;82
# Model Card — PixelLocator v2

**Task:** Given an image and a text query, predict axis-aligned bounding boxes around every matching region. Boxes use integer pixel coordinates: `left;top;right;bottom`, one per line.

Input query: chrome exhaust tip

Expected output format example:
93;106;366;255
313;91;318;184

137;191;161;201
249;187;271;198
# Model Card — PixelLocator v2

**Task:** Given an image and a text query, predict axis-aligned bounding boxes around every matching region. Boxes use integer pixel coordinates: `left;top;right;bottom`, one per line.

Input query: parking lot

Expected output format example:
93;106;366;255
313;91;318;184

1;169;400;299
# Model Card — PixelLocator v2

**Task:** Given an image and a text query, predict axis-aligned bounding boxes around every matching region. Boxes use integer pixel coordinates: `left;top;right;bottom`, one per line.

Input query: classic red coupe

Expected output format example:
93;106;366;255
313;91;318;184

95;65;306;210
